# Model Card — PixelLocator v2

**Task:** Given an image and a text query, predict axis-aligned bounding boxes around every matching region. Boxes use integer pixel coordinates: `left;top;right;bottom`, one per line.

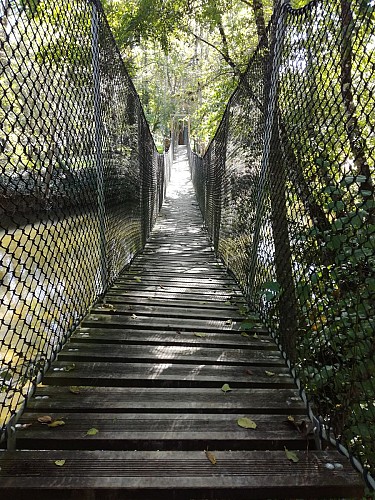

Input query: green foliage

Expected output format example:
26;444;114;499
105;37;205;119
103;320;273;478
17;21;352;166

294;178;375;471
290;0;311;8
103;0;273;146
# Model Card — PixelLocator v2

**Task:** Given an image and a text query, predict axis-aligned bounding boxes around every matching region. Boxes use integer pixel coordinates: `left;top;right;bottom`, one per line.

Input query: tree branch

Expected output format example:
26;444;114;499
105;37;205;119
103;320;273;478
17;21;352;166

238;0;253;7
251;0;266;42
188;29;239;76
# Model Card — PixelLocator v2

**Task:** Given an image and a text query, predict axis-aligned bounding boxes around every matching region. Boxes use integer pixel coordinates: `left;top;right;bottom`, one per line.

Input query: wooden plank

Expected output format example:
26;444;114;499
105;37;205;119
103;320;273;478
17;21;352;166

116;278;239;288
27;387;305;413
128;270;230;279
81;313;267;333
117;275;236;285
138;253;214;261
42;364;294;390
101;295;241;310
0;450;364;499
134;257;220;265
58;343;284;366
144;245;212;251
124;269;230;278
112;281;241;292
110;284;240;296
91;303;244;320
104;289;244;302
127;264;226;274
16;413;314;451
72;328;274;350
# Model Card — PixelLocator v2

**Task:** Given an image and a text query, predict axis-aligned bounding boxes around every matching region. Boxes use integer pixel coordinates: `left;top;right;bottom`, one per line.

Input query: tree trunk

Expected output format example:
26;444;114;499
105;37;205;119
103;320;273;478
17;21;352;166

0;0;10;68
340;0;374;210
269;118;299;362
259;2;298;361
252;0;266;42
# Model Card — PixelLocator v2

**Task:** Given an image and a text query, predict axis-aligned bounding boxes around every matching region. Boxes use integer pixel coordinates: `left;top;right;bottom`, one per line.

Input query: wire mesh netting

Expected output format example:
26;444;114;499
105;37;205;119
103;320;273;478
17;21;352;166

0;0;170;439
189;0;375;487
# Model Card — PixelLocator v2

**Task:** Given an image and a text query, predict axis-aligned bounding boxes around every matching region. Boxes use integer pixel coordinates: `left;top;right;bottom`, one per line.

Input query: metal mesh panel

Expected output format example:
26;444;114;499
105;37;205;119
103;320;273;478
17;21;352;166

0;0;167;439
189;0;375;486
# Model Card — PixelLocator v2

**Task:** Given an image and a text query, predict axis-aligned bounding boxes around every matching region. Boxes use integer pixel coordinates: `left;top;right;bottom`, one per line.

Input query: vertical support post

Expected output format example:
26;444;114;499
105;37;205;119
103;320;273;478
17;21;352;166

138;108;149;247
91;1;107;294
248;1;298;361
212;113;228;254
6;416;16;451
248;5;286;293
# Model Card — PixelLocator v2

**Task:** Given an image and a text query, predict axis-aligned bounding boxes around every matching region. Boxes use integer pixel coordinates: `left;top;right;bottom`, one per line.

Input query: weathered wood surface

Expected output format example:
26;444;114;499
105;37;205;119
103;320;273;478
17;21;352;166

24;387;304;411
0;147;364;498
16;413;312;450
0;450;364;500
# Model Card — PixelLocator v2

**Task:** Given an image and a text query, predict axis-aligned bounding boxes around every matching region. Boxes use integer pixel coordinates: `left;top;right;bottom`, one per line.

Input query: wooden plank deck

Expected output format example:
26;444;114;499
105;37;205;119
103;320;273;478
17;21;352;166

0;147;364;499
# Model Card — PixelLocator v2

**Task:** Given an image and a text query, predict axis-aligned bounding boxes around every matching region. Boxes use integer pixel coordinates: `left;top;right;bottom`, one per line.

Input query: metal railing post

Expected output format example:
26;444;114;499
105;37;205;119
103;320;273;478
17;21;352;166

91;1;107;294
248;3;287;294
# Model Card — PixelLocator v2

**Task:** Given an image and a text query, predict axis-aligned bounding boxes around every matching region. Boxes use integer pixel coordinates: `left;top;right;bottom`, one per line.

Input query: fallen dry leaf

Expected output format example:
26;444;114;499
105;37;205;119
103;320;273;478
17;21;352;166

69;386;80;395
20;423;33;429
48;420;65;428
54;460;66;466
286;416;314;436
221;383;232;393
38;416;53;424
284;447;299;463
205;450;217;465
237;417;257;429
85;427;99;436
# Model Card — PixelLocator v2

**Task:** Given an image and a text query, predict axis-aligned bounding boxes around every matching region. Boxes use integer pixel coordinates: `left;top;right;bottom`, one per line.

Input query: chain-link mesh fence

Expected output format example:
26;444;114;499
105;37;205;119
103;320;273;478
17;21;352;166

0;0;169;440
189;0;375;488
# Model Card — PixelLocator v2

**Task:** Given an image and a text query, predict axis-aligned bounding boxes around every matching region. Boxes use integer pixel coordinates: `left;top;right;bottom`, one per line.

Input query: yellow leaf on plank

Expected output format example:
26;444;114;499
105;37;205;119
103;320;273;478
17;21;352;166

48;420;65;428
284;447;299;463
221;383;232;393
237;417;257;429
85;427;99;436
205;450;217;465
54;460;66;466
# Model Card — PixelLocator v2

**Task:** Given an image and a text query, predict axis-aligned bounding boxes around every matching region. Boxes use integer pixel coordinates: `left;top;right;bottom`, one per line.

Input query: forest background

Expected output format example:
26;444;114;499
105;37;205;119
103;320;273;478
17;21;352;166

102;0;308;152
